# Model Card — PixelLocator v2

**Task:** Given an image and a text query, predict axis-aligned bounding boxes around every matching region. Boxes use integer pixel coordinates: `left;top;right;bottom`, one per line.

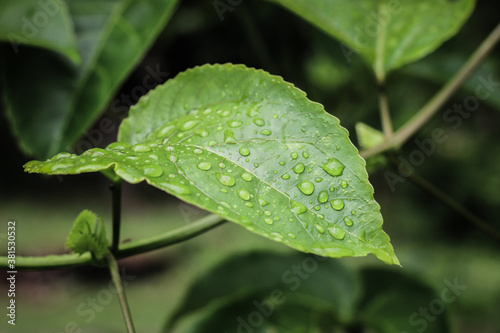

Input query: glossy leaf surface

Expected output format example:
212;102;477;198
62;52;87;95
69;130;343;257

25;64;398;264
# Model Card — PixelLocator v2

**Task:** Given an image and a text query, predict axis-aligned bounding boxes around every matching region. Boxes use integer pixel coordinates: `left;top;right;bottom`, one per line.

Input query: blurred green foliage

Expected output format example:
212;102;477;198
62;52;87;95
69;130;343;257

1;0;499;332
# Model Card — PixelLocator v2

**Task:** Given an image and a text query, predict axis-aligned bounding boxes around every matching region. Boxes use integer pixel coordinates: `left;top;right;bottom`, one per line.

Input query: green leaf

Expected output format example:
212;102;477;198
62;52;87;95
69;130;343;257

65;210;109;260
2;0;178;158
166;251;360;332
166;252;360;330
355;122;385;150
24;63;399;265
172;293;329;333
359;268;451;333
270;0;475;81
0;0;80;63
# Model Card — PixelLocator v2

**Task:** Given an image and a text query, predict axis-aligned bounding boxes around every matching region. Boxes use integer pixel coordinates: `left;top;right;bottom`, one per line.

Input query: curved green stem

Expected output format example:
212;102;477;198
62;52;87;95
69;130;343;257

108;252;136;333
378;83;393;140
117;214;225;257
0;214;226;270
361;22;500;159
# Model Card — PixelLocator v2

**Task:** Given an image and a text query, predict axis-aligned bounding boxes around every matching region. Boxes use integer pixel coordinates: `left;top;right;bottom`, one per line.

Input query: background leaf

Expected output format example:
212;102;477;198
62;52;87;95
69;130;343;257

358;268;451;333
269;0;475;81
0;0;79;62
24;64;399;264
65;209;109;260
166;251;360;332
1;0;178;158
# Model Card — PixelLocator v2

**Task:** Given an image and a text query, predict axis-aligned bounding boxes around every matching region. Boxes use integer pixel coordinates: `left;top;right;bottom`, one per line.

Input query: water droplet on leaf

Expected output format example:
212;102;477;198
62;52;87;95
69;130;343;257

328;226;345;240
143;165;163;177
241;173;252;181
229;121;242;128
132;144;151;153
260;129;272;136
331;199;345;211
297;180;314;195
253;118;265;126
197;162;211;171
291;200;307;215
258;196;268;206
343;217;353;226
237;189;251;201
321;157;345;177
290;152;298;159
315;224;325;234
292;163;305;174
180;120;200;131
216;173;236;187
318;190;329;203
239;147;250;156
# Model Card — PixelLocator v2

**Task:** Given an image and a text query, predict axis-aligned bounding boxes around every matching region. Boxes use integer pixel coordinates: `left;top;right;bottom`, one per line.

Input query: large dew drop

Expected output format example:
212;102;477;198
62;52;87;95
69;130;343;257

132;144;151;153
290;200;307;215
143;165;164;177
216;173;236;187
257;196;268;206
321;157;345;177
229;121;242;128
328;225;345;240
180;120;200;131
292;163;305;174
239;147;250;156
260;129;272;136
318;190;329;203
237;189;251;201
224;130;237;144
197;162;211;171
343;217;353;226
253;118;265;126
241;173;253;181
331;199;345;211
297;180;315;195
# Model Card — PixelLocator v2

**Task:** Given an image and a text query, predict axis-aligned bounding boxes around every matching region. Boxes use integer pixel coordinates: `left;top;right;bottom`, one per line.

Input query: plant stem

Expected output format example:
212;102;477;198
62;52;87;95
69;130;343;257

117;213;225;257
107;252;135;333
111;180;122;253
378;83;393;140
0;214;226;270
404;167;500;243
361;22;500;159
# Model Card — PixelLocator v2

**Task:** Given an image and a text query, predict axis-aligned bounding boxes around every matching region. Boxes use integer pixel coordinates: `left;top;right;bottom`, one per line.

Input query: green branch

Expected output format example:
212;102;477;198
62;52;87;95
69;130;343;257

0;214;226;270
108;252;136;333
361;22;500;159
111;180;122;253
378;83;393;140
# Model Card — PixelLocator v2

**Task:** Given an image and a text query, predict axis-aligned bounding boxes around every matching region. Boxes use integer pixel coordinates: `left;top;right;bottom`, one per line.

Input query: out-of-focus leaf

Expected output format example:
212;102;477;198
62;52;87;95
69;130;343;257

0;0;79;62
65;210;108;260
165;251;360;332
2;0;178;158
270;0;475;81
359;268;451;333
